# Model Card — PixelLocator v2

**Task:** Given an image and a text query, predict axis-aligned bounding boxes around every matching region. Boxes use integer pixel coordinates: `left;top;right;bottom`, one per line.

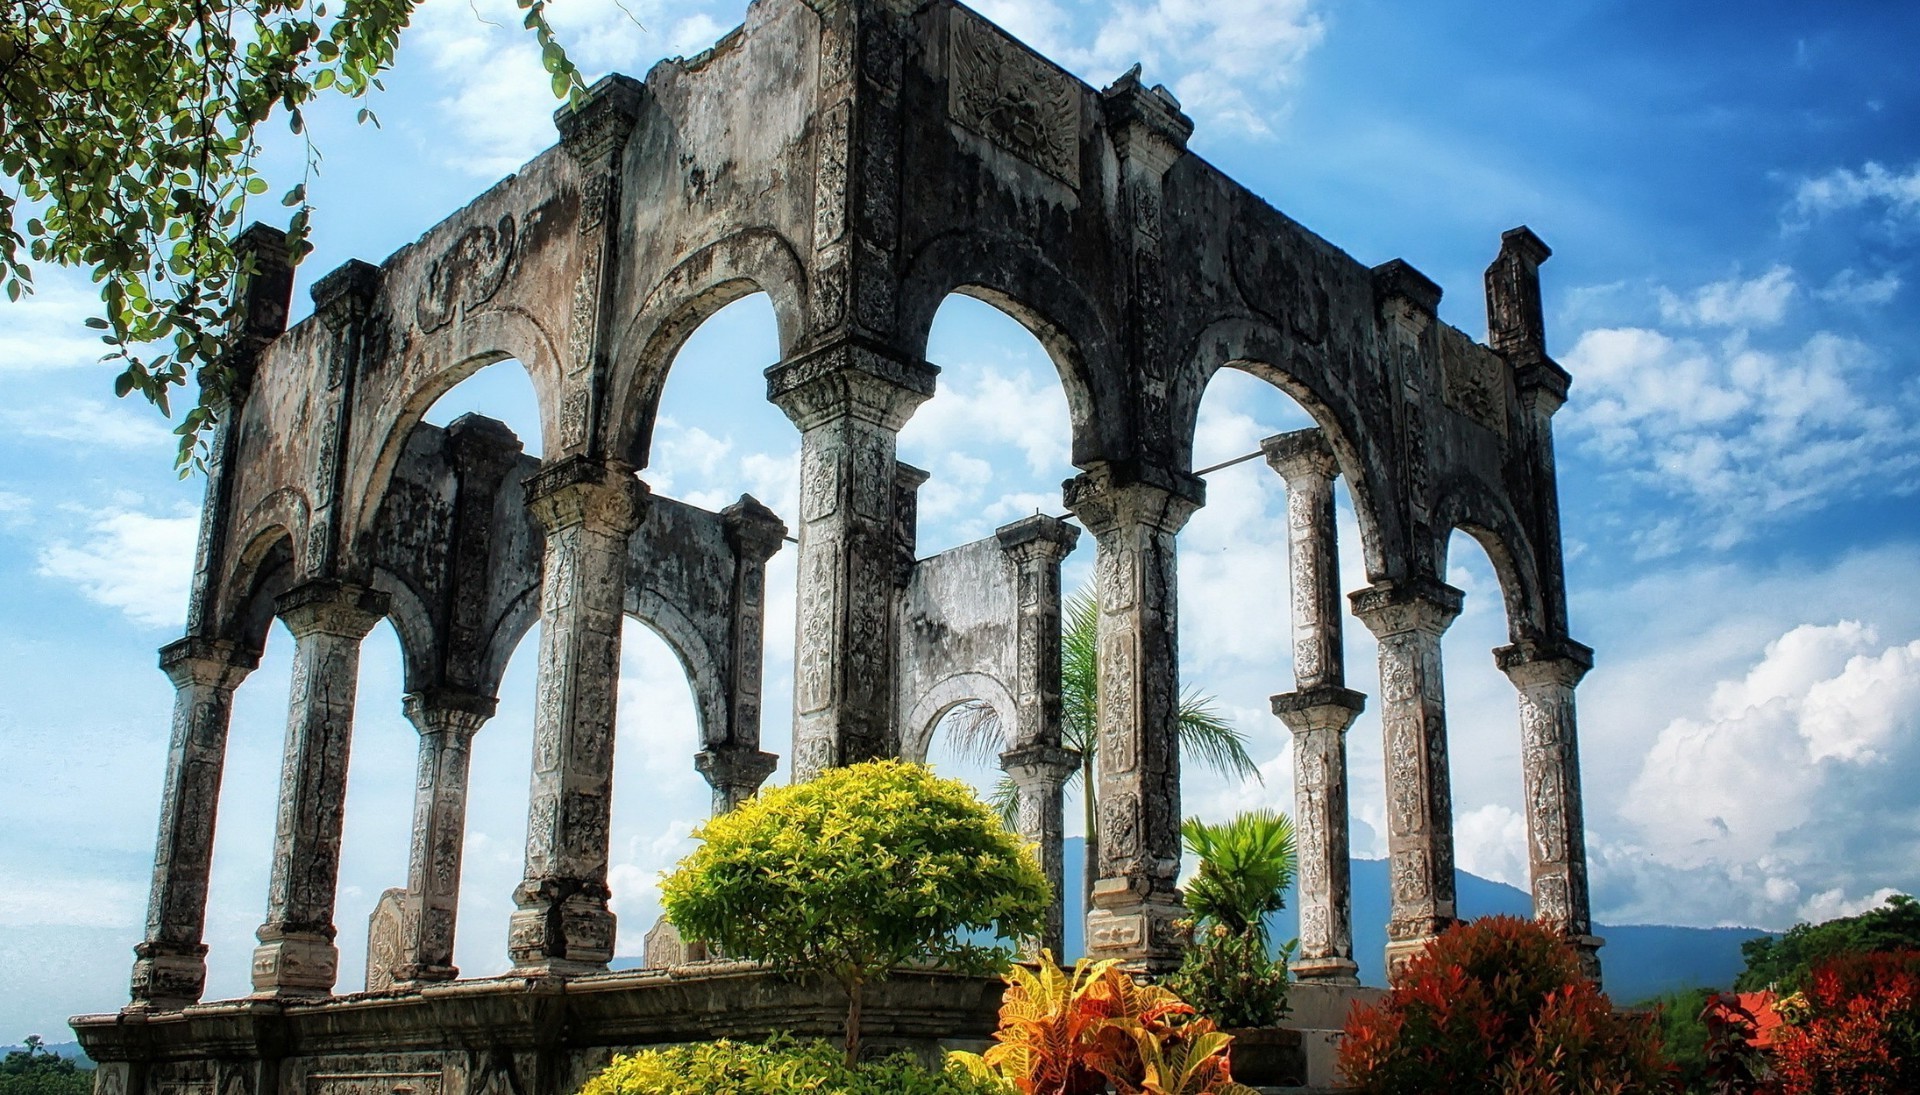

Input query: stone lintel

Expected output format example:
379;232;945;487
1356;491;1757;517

523;455;647;535
765;336;938;431
1100;67;1193;175
994;514;1079;562
1348;578;1463;638
274;579;389;639
999;743;1080;785
1061;460;1204;536
309;259;381;331
1500;225;1552;267
158;636;259;688
1259;428;1338;484
554;73;646;167
1494;637;1593;689
1271;686;1367;734
1371;259;1443;320
719;494;789;562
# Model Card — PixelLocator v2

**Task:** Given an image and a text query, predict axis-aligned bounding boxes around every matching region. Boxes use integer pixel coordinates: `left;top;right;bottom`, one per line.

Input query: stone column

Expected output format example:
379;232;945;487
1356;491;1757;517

509;456;646;976
251;579;389;997
1497;639;1603;979
1261;430;1365;985
1350;577;1462;983
692;496;788;815
767;341;936;779
1062;462;1202;972
390;690;495;984
996;513;1082;957
128;638;258;1008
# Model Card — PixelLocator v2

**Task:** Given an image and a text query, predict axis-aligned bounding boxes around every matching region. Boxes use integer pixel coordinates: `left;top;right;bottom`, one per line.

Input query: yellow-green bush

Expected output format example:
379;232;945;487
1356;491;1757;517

579;1037;1009;1095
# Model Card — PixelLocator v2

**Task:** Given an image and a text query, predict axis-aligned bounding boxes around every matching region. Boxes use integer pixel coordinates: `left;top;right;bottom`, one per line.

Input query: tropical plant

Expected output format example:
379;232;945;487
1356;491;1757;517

1768;949;1920;1095
1736;893;1920;993
658;759;1049;1066
1336;916;1676;1094
948;952;1258;1095
1167;927;1293;1031
577;1036;1010;1095
1167;810;1298;1029
946;586;1260;914
0;1037;90;1095
0;0;583;469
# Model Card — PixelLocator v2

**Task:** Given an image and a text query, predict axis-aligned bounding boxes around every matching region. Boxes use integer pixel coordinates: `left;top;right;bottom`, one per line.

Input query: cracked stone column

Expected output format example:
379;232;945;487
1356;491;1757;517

1063;462;1201;972
1262;430;1365;985
1350;577;1462;983
128;638;259;1008
691;496;788;815
768;341;936;779
509;456;646;976
1497;639;1604;980
391;689;495;984
251;580;389;997
996;513;1082;958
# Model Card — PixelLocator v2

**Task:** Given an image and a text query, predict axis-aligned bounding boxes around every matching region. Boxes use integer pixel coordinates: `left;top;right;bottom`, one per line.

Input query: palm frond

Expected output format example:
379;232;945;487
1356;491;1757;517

988;775;1021;831
1176;687;1262;784
1060;586;1100;754
942;698;1008;766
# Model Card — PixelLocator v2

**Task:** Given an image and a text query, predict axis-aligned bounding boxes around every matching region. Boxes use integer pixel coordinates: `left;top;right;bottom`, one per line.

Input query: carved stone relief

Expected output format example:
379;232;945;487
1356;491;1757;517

947;13;1080;184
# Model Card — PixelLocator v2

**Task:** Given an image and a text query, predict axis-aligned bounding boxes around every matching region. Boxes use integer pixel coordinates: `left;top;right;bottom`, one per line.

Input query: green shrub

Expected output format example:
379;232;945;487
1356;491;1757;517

659;759;1050;1064
1167;925;1293;1030
1166;810;1296;1029
0;1040;90;1095
578;1037;1009;1095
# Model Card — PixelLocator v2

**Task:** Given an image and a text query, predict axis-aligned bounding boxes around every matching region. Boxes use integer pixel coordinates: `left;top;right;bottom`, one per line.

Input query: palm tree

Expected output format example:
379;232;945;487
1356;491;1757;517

946;585;1262;923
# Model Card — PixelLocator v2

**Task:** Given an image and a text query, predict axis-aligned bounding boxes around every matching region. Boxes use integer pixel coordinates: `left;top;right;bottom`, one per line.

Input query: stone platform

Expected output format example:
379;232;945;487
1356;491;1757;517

72;964;1002;1095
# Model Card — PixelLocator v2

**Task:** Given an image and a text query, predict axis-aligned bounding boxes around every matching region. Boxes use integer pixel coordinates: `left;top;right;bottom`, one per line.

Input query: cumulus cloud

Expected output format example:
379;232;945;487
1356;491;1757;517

37;509;199;628
1815;268;1902;306
1792;160;1920;223
1656;266;1796;328
0;398;174;450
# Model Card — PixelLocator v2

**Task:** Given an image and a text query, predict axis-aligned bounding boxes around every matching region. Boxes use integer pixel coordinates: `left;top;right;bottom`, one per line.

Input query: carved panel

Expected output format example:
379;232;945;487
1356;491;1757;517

813;100;851;249
416;215;516;334
1442;335;1508;437
947;14;1080;185
308;1071;441;1095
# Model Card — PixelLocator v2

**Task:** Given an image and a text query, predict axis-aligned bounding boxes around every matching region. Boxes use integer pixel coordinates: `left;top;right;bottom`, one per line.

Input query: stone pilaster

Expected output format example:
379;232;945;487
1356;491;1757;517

1262;431;1346;690
1497;638;1604;980
1000;744;1079;959
251;580;389;997
708;494;787;813
767;338;936;779
1350;577;1462;983
390;690;495;985
129;638;258;1009
1062;462;1202;972
509;456;646;976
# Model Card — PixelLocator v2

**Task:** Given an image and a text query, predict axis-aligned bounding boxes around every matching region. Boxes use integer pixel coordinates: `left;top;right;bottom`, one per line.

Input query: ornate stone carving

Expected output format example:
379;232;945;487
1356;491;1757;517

416;215;515;334
947;13;1080;184
1442;333;1508;437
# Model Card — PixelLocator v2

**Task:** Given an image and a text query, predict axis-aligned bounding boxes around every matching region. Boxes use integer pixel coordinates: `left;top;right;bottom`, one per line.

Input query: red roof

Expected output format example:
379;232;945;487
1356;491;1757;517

1702;991;1788;1049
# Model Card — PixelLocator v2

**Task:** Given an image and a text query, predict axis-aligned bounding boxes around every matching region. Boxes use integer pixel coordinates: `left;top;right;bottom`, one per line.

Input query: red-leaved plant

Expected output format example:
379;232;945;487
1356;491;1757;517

1767;949;1920;1095
1336;915;1675;1094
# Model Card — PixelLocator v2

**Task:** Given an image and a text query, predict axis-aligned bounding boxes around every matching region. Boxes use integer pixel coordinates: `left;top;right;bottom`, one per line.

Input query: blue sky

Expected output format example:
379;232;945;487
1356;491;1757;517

3;0;1919;1040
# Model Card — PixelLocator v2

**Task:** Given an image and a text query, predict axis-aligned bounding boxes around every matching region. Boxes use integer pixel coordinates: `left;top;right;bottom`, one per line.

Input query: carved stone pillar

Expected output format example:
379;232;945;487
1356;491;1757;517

509;455;646;976
390;690;494;985
1497;639;1603;980
1350;577;1462;983
768;340;935;779
1261;429;1365;984
128;638;258;1008
691;495;788;815
996;513;1081;957
1062;462;1201;972
251;580;389;997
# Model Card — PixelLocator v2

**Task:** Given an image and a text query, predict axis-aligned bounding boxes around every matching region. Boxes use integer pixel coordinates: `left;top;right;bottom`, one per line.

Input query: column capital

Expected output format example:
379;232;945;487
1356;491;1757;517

1372;258;1443;333
445;413;526;477
1100;67;1193;175
995;514;1080;565
275;579;389;640
720;494;789;563
1513;358;1574;417
554;74;645;170
1349;577;1463;639
402;690;497;736
310;259;382;333
765;336;938;431
1271;685;1367;735
1000;743;1081;785
1062;460;1204;537
524;454;647;535
1495;638;1594;690
694;747;779;796
158;636;259;690
1260;429;1339;487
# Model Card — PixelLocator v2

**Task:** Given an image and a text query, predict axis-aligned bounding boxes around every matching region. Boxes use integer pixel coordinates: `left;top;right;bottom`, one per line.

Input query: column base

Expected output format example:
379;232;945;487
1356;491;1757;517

1289;955;1360;986
1085;882;1184;973
391;963;460;987
250;928;338;997
1382;936;1434;986
1574;934;1605;983
129;941;208;1009
507;891;615;976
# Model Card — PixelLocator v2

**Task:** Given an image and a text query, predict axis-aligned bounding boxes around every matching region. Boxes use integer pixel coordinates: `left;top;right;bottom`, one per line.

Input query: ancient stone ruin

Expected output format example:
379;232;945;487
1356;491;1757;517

76;0;1598;1089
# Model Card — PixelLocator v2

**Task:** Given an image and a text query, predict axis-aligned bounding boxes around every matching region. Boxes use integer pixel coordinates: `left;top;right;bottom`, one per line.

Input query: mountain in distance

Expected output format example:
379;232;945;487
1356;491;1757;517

1054;838;1766;1005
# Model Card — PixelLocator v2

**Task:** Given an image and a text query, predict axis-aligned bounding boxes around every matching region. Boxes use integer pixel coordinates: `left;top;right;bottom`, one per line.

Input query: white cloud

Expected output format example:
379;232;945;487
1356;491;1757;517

0;874;143;929
0;270;113;373
1454;803;1530;892
1793;160;1920;222
0;398;174;450
1657;266;1796;328
1815;268;1902;306
36;509;199;628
